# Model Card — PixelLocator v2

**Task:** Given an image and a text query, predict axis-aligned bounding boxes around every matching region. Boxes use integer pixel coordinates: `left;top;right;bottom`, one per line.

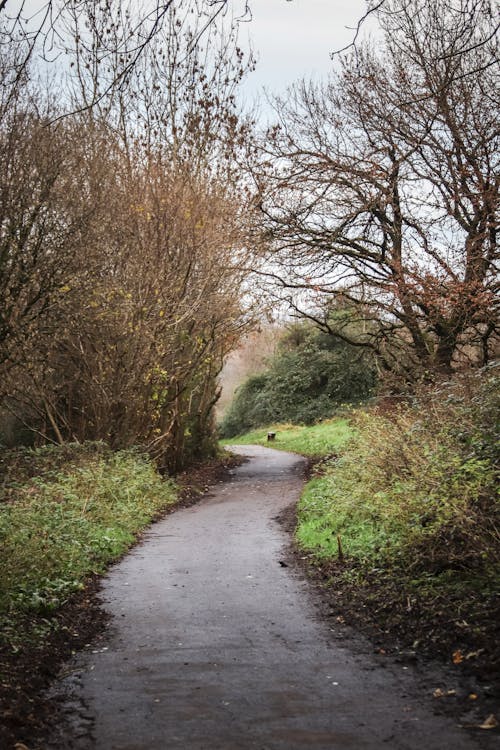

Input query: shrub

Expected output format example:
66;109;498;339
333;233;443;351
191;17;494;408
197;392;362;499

297;365;500;577
220;322;376;437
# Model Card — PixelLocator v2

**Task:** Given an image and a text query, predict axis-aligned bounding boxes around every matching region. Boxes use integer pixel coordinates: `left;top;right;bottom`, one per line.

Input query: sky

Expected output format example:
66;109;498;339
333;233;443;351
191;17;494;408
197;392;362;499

233;0;372;106
13;0;375;123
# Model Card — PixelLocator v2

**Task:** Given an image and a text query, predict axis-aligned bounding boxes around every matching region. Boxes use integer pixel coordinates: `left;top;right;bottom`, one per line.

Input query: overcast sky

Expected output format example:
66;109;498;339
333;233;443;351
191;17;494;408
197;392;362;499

234;0;371;106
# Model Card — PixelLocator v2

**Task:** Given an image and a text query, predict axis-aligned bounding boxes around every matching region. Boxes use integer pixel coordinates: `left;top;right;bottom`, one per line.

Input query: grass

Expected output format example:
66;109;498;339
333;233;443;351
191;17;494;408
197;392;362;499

0;443;177;645
295;405;499;576
222;418;354;457
292;375;500;674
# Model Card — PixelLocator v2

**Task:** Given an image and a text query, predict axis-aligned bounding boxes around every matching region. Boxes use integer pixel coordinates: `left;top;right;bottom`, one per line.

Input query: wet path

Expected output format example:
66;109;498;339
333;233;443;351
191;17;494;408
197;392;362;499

48;446;491;749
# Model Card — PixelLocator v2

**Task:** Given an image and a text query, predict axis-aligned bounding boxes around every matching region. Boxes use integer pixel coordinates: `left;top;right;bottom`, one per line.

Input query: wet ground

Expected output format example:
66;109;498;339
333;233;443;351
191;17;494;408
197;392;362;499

46;446;496;749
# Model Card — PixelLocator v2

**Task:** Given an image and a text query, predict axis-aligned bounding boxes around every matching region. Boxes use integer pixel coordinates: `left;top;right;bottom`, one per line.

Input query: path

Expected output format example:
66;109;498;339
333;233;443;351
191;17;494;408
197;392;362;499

48;446;492;749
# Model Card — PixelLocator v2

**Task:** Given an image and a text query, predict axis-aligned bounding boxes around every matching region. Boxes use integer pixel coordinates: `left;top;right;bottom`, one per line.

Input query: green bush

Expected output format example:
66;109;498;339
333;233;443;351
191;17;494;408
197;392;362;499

220;322;376;438
296;366;500;578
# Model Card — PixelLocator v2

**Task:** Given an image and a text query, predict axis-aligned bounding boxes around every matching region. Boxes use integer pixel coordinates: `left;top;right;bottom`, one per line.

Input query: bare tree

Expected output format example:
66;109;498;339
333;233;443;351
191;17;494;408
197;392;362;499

0;77;111;386
254;0;499;379
0;1;250;114
0;3;256;468
19;153;254;468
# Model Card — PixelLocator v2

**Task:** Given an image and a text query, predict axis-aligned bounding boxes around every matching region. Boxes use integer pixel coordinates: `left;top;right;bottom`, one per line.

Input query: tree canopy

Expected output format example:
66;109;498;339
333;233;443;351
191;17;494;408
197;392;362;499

254;0;499;380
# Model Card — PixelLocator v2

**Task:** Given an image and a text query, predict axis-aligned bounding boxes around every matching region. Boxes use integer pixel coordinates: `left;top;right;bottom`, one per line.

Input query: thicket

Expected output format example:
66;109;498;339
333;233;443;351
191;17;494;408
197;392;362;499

0;1;255;473
219;321;376;437
297;365;499;588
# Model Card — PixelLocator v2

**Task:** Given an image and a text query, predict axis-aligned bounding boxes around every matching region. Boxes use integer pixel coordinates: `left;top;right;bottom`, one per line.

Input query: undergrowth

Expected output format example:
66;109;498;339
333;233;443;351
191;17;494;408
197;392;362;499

0;443;177;648
297;366;500;594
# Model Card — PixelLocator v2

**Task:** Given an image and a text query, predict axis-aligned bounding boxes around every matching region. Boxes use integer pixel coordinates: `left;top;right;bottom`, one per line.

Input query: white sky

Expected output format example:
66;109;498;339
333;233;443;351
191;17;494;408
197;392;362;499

14;0;374;117
234;0;371;106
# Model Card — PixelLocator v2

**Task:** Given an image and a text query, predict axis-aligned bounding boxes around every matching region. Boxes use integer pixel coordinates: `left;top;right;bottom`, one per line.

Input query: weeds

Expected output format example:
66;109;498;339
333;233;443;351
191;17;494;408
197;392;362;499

296;368;500;583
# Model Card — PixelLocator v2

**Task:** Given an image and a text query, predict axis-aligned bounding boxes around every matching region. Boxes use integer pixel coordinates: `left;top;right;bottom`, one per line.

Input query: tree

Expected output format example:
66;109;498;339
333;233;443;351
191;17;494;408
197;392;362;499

0;80;111;390
21;158;253;468
0;1;256;470
255;0;499;380
0;1;249;116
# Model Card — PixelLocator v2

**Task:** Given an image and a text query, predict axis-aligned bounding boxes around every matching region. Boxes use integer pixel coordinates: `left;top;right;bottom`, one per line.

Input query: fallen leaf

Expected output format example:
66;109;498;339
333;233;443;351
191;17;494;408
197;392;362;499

452;649;463;664
433;688;456;698
465;649;485;660
479;714;497;730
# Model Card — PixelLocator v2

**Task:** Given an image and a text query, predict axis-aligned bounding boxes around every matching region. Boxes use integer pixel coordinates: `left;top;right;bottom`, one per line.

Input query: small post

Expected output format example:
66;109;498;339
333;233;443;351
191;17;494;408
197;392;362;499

337;534;344;561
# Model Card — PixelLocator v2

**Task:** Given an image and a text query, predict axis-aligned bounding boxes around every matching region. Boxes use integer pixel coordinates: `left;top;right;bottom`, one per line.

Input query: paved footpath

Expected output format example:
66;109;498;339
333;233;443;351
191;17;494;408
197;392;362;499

48;446;495;749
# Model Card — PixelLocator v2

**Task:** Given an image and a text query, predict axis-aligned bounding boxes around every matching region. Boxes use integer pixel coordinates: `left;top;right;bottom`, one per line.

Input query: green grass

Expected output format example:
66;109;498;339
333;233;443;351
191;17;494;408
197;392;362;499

222;418;354;457
0;444;177;634
295;402;499;581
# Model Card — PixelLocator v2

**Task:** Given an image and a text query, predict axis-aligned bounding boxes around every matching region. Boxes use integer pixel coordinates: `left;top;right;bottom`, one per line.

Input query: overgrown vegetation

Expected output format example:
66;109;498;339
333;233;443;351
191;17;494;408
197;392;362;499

220;320;376;438
297;368;499;573
295;366;499;666
0;0;256;473
0;443;177;646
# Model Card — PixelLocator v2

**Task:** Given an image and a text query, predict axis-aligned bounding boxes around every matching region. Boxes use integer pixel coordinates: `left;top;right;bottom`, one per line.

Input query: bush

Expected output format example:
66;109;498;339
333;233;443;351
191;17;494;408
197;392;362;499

220;322;376;437
297;365;500;578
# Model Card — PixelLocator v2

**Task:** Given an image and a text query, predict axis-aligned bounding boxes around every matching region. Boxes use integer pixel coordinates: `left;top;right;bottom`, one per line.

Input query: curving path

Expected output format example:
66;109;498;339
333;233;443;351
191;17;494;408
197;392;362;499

48;446;492;749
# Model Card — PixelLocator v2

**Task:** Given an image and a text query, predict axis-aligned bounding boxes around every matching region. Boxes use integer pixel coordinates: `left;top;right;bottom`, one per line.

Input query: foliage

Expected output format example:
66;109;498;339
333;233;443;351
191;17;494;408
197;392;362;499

0;443;177;622
223;417;354;458
219;321;376;437
296;366;500;583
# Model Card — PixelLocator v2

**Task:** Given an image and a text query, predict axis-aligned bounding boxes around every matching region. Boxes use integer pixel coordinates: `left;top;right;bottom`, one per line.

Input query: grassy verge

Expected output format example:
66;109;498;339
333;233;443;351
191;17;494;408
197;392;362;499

0;442;241;748
0;443;177;642
0;442;179;747
222;417;354;457
0;444;177;747
299;375;499;693
296;377;499;579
